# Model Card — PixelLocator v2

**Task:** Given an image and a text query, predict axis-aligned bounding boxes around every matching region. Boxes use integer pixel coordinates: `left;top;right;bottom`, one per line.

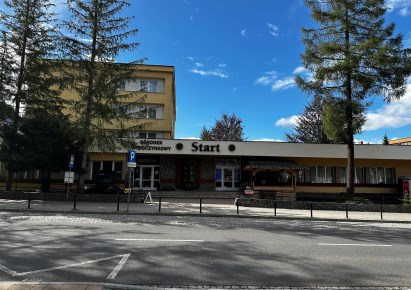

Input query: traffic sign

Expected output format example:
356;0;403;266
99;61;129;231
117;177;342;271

68;154;75;169
127;150;136;168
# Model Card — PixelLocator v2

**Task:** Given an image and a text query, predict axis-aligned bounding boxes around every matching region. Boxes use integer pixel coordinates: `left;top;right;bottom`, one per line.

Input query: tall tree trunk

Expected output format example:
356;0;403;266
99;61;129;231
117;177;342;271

6;0;30;191
344;4;355;195
77;1;98;193
6;170;13;191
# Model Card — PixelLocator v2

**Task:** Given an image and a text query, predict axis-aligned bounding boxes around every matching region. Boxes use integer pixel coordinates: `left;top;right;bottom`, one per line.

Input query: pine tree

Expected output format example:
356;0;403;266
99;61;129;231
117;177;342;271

200;126;212;141
0;0;61;190
296;0;411;194
16;110;80;192
285;95;332;143
60;0;146;192
207;113;246;141
382;134;389;145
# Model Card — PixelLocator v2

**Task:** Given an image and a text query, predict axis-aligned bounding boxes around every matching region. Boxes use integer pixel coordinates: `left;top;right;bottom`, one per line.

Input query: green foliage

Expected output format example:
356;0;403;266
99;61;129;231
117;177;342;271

200;126;212;141
60;0;146;190
286;95;332;143
297;0;411;194
0;0;63;190
202;113;246;141
323;98;366;143
382;134;389;145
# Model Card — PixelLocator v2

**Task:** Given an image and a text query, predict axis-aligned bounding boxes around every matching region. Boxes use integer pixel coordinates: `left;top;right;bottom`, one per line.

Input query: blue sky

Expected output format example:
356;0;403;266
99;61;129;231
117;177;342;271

5;0;411;143
128;0;411;143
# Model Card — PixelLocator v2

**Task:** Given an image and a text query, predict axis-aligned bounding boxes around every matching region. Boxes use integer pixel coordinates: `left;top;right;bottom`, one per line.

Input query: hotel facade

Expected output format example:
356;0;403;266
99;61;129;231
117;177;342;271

92;138;411;200
1;63;411;200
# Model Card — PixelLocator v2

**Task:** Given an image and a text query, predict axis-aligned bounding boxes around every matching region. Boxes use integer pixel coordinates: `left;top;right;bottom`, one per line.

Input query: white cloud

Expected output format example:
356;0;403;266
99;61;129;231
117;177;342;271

189;68;229;78
187;57;229;78
179;136;200;140
255;71;278;86
363;84;411;131
272;77;295;91
275;115;300;127
255;65;311;91
386;0;411;15
241;29;247;37
293;66;308;74
400;6;410;15
252;138;284;142
267;23;279;37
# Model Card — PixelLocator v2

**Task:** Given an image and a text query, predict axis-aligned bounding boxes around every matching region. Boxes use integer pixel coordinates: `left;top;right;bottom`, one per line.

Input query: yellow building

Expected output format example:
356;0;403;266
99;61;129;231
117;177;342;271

389;137;411;146
0;63;176;191
84;64;176;186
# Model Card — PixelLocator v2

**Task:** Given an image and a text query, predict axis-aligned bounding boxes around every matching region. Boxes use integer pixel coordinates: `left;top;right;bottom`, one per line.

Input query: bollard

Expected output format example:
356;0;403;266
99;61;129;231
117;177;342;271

274;201;277;216
380;205;383;220
200;198;202;213
28;192;31;209
237;202;239;215
158;197;162;212
73;193;77;210
310;203;313;218
117;196;120;212
345;204;348;219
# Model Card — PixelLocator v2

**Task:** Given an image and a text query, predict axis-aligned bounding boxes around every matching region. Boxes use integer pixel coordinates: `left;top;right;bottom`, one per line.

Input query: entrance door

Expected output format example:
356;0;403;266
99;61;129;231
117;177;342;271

215;166;240;191
133;165;159;190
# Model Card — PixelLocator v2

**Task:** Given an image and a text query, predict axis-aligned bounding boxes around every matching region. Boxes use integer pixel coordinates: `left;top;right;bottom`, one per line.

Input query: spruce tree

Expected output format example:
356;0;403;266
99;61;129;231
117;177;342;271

285;95;332;143
0;0;61;190
296;0;411;194
382;134;389;145
208;113;246;141
60;0;146;192
200;126;212;141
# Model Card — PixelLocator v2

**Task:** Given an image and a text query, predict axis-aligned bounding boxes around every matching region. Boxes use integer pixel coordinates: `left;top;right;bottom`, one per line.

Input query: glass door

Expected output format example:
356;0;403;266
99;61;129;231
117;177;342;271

216;166;240;191
133;165;159;190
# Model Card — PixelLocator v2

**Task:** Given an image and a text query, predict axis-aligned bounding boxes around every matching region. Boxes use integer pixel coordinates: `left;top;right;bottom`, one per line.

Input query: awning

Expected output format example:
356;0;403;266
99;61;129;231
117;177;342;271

244;161;307;171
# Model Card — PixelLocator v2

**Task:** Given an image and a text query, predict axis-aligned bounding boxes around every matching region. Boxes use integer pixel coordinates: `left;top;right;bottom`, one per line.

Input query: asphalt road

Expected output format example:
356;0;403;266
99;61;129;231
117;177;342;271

0;212;410;288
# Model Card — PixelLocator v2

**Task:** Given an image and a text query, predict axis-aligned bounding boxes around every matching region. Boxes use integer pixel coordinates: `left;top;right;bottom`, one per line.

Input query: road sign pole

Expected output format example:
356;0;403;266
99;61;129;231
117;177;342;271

66;168;71;201
127;169;131;212
126;150;136;212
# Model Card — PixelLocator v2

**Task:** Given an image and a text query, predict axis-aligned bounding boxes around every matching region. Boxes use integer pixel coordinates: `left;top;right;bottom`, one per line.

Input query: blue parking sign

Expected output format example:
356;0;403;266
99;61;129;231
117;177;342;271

128;150;136;162
127;150;137;168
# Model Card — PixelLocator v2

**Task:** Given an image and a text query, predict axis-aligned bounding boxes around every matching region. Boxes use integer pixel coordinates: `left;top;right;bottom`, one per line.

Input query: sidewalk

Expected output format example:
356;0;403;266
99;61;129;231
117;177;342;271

1;199;410;290
1;197;411;222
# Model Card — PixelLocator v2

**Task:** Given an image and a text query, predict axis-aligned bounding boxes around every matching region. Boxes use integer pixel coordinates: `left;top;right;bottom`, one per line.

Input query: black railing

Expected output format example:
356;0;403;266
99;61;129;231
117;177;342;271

1;193;410;220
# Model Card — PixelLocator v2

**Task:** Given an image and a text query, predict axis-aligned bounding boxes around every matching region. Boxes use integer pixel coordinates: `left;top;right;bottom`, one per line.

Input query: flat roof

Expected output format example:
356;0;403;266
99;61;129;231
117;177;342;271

112;139;411;161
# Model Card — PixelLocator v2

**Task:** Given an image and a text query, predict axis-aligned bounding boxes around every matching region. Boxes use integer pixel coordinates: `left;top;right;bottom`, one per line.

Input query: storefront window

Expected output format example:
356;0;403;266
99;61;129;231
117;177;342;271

306;166;334;183
368;167;395;184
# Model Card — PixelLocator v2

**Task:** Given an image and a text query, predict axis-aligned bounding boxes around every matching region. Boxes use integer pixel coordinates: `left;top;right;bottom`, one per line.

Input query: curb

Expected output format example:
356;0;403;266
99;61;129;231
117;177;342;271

1;207;411;224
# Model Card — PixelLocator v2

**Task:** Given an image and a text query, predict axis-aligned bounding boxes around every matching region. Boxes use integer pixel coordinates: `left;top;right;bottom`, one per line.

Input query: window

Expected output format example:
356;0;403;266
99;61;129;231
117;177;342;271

307;166;334;183
137;132;161;139
13;170;39;180
368;167;395;184
128;105;164;119
337;167;365;184
92;161;123;182
117;79;165;93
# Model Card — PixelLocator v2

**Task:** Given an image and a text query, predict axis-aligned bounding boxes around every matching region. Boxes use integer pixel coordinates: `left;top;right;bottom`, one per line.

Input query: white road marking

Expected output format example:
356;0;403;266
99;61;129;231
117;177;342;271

107;253;130;280
0;264;18;277
115;238;204;242
318;243;392;247
0;253;131;277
